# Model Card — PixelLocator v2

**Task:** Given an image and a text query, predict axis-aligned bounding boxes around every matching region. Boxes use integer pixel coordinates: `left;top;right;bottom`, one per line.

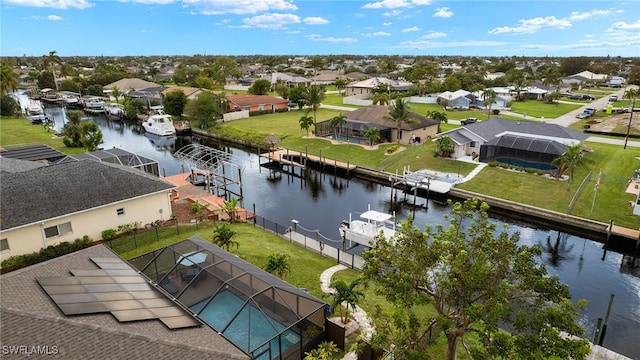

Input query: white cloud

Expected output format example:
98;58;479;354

362;0;411;9
433;7;453;18
307;34;357;43
402;26;420;32
363;31;391;36
184;0;297;15
304;17;329;25
129;0;175;4
383;22;392;26
607;20;640;31
241;13;300;29
47;14;64;20
397;39;506;50
382;10;402;17
568;9;612;21
488;16;572;34
411;0;431;4
421;31;446;39
5;0;92;9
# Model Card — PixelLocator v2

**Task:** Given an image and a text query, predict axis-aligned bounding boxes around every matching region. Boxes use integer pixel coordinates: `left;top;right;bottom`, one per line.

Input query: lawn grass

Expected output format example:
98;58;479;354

509;100;582;119
457;142;640;228
322;93;360;108
0;117;84;154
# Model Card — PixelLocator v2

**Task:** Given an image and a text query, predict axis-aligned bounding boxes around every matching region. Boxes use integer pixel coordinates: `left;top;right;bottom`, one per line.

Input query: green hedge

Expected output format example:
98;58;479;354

1;236;93;273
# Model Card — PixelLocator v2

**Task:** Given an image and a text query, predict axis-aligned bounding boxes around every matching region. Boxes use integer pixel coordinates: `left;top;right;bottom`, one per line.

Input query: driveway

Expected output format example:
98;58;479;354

548;87;629;127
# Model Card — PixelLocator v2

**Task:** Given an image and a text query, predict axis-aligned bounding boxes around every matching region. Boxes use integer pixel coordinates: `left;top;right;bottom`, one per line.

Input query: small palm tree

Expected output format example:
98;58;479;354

0;65;18;95
304;85;325;131
329;113;346;141
212;223;239;251
112;85;121;104
329;278;364;324
372;92;389;106
435;136;454;157
264;253;291;279
482;88;497;119
552;143;592;188
299;110;314;137
363;127;381;148
385;97;412;144
426;110;448;133
191;201;206;229
222;198;238;223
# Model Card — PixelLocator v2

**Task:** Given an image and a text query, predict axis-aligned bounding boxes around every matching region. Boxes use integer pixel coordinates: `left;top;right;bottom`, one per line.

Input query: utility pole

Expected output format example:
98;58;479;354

623;90;637;149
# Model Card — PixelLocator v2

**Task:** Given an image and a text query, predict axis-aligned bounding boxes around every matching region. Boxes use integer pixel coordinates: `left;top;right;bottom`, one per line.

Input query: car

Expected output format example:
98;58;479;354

609;95;618;102
582;95;595;101
568;94;582;100
460;118;478;125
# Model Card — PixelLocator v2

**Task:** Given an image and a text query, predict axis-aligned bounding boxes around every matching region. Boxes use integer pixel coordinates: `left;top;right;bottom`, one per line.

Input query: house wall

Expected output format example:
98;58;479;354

0;192;172;259
394;125;438;145
345;86;373;97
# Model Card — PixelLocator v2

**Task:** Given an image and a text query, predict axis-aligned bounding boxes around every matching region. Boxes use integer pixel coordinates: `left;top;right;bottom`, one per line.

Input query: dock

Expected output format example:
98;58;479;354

260;148;357;171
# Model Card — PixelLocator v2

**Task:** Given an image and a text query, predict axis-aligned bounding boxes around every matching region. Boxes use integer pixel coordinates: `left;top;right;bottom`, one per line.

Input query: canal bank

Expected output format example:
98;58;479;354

193;128;640;252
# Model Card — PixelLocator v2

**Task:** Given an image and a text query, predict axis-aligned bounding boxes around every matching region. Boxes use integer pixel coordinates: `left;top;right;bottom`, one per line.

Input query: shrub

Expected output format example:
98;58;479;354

525;168;536;174
102;229;118;241
0;95;20;116
387;145;399;154
492;109;500;115
0;236;93;273
536;170;545;176
488;161;498;167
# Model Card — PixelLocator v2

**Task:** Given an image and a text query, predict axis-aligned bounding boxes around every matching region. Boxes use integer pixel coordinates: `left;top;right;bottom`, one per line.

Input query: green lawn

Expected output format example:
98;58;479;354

0;117;84;154
457;142;640;228
322;93;360;108
509;100;582;119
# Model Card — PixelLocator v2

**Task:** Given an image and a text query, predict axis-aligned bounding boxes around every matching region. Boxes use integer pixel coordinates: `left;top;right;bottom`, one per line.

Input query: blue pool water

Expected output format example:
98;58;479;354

325;134;368;145
191;291;299;358
495;157;558;171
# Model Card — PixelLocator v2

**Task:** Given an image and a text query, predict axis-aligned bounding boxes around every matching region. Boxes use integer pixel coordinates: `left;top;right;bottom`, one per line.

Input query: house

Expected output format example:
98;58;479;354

267;72;311;87
0;160;175;258
104;78;162;92
315;105;439;145
438;118;589;169
161;86;207;100
344;77;413;97
225;94;289;113
438;90;473;109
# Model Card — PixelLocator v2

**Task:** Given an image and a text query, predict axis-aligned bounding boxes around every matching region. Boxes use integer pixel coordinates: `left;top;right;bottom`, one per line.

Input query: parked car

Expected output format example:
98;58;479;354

609;95;618;102
460;118;478;125
582;95;595;101
568;94;582;100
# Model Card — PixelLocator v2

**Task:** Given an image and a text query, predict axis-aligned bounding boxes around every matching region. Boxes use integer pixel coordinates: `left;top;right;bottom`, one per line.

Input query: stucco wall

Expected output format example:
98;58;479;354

0;191;172;259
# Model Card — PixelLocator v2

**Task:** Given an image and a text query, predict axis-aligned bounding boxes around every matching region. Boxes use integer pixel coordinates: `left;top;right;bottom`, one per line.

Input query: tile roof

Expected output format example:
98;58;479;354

0;160;175;230
345;105;439;130
226;94;288;107
104;78;162;91
0;245;249;359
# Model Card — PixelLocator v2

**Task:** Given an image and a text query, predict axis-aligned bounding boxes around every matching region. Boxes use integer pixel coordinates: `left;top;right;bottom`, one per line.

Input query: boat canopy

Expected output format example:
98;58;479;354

360;210;393;222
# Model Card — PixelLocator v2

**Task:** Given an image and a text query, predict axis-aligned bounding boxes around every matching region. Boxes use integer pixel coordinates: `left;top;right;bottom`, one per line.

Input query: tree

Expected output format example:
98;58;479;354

275;83;289;99
426;110;447;133
263;253;291;280
552;143;592;186
212;224;239;251
334;78;349;94
506;69;530;101
542;67;561;92
163;89;188;119
304;85;325;130
329;113;346;141
328;278;364;324
185;91;223;129
371;92;389;106
62;110;83;147
363;127;380;147
222;198;238;223
362;199;590;360
0;95;20;116
111;85;122;104
482;88;497;119
80;121;103;152
434;135;454;157
304;341;340;360
299;110;314;137
43;50;62;90
288;86;307;109
385;97;412;144
191;201;206;229
442;75;461;92
249;78;272;95
0;65;18;95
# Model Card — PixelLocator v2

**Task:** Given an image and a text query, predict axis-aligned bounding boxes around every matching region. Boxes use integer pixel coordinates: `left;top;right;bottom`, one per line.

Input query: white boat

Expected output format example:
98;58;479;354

104;103;125;118
25;102;46;124
339;205;397;247
144;132;177;151
60;91;81;108
82;96;105;111
142;107;176;136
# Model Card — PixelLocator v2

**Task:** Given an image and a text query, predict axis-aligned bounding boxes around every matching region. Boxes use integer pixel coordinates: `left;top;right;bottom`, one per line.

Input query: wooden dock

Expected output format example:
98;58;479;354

261;148;357;170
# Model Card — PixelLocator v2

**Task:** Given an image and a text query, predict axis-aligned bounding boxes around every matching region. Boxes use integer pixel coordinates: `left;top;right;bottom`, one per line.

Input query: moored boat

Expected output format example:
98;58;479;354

104;103;125;119
82;96;105;113
173;119;192;135
142;107;176;136
25;102;47;124
339;205;397;247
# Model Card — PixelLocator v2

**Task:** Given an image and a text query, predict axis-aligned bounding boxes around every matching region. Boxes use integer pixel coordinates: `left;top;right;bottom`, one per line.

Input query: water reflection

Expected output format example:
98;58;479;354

541;231;575;268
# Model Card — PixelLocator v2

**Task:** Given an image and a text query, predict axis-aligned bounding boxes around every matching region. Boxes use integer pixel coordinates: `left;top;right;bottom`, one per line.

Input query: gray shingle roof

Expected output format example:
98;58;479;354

346;105;439;130
0;157;48;174
0;160;175;230
0;245;249;360
462;118;589;143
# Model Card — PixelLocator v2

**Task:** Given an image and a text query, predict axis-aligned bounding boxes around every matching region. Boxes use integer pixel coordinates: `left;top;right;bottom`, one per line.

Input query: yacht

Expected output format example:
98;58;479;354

339;205;397;248
25;102;46;124
104;103;125;119
142;107;176;136
82;96;105;112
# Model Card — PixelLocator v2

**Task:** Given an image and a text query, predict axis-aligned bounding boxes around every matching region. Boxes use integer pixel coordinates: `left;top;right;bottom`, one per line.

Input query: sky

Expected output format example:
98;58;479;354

1;0;639;57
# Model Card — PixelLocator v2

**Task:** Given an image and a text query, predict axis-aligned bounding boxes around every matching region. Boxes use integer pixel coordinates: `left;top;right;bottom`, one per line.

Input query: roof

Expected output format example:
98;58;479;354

347;77;413;91
452;118;589;144
345;105;439;130
485;134;568;155
161;86;204;98
0;144;66;163
0;245;249;359
439;89;471;100
226;94;288;107
0;160;175;230
104;78;162;91
0;157;48;174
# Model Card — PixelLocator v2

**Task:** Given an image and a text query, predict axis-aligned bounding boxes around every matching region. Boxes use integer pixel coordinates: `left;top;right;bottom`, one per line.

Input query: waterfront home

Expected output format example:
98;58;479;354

226;94;289;113
344;77;413;97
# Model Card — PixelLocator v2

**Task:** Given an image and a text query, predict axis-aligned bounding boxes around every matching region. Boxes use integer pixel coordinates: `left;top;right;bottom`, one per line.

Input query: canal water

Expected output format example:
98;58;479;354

31;100;640;359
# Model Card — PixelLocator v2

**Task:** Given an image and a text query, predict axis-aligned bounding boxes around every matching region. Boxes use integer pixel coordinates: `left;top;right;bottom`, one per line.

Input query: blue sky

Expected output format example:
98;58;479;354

1;0;639;57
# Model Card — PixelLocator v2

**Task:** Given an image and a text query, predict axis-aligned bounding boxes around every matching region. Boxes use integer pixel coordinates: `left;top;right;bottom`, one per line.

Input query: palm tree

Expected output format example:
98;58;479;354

435;136;454;157
190;200;206;229
212;224;239;251
112;85;121;104
385;97;412;144
372;92;389;105
0;65;18;95
482;88;497;119
426;110;448;133
222;198;238;223
263;253;291;279
363;127;381;148
551;143;592;187
329;113;346;141
44;50;62;90
304;85;325;131
299;110;314;137
328;278;364;324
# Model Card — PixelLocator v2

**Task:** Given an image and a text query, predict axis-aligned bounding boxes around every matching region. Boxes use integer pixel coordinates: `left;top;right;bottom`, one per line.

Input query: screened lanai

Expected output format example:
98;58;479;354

56;148;160;175
315;119;391;145
479;134;565;172
128;236;327;360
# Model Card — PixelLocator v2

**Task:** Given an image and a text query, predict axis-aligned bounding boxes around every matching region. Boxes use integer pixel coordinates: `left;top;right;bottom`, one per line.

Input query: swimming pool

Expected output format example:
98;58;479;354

495;158;558;171
325;134;368;145
191;291;299;358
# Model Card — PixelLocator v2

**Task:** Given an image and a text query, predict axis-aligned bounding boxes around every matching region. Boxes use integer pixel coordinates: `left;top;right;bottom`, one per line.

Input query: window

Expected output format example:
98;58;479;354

258;104;265;111
470;141;478;148
0;239;8;251
243;106;250;111
117;208;125;216
44;222;73;239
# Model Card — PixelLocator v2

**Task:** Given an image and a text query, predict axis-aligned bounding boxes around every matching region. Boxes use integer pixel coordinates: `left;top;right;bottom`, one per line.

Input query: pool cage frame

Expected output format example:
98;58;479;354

479;134;566;173
315;119;391;145
129;236;327;360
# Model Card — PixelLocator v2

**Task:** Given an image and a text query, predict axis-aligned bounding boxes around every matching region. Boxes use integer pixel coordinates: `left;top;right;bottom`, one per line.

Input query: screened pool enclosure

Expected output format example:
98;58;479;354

129;236;327;360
